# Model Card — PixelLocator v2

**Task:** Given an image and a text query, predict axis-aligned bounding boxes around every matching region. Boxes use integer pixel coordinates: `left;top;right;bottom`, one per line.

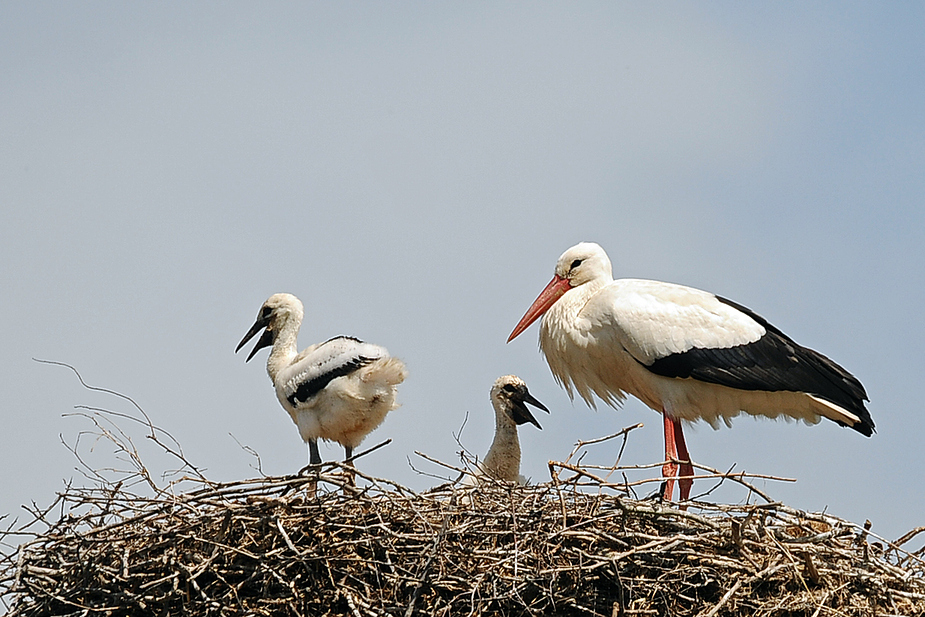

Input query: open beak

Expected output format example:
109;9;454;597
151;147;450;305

236;316;274;362
507;274;572;342
511;390;550;429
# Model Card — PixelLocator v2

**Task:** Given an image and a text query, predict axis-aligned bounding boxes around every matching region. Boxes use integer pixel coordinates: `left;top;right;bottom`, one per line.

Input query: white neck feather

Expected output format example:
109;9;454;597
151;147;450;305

266;314;301;382
482;400;522;482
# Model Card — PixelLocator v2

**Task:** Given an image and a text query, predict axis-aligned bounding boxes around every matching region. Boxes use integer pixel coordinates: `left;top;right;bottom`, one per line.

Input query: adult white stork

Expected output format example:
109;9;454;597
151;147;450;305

480;375;549;483
508;242;874;502
236;293;407;467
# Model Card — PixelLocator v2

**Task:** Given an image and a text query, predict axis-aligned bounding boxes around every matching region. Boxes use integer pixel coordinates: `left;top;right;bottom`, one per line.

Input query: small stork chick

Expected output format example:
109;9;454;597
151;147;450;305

236;293;407;467
480;375;549;483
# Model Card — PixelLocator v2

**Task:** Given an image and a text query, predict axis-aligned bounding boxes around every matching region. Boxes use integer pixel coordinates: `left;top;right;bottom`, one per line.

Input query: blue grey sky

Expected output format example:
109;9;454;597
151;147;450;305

2;4;923;542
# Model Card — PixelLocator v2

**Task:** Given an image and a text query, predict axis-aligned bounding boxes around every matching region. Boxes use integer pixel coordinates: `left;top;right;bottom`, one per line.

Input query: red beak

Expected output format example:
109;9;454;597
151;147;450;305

507;275;572;342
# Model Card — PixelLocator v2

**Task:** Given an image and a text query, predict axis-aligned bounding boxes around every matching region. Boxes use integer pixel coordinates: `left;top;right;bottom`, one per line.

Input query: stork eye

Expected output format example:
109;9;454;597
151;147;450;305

502;384;518;394
261;306;273;319
570;259;583;270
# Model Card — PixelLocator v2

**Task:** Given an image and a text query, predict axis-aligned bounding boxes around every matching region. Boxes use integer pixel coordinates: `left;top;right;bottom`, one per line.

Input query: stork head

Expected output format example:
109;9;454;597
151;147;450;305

553;242;612;286
508;242;613;342
490;375;549;429
235;293;304;362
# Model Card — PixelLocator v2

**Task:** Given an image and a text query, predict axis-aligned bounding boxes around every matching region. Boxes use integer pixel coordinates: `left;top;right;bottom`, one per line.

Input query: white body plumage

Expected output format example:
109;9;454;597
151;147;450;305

539;276;861;431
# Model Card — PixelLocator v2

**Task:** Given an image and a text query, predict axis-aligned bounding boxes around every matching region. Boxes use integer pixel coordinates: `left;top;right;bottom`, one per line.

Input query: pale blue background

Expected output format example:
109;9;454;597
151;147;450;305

2;3;922;543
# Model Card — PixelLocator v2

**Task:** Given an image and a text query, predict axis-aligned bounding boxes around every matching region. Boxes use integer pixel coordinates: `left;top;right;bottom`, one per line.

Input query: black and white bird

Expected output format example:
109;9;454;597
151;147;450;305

508;242;874;502
236;293;407;466
479;375;549;483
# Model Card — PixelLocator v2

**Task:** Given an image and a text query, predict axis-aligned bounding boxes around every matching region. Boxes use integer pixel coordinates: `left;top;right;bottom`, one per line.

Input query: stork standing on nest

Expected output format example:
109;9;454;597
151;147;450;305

237;293;407;467
508;242;874;502
479;375;549;483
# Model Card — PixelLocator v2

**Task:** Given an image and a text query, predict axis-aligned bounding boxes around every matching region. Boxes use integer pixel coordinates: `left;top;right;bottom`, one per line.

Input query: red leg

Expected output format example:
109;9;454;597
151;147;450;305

672;418;694;502
662;412;678;501
662;413;694;503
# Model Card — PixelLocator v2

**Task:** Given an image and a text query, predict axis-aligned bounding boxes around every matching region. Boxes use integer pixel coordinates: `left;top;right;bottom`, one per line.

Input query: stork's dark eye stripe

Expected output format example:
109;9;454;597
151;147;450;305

570;259;582;269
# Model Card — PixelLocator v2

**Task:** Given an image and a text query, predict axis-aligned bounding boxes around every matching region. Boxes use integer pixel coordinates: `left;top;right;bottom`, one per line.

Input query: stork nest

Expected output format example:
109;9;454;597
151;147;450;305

3;363;924;616
2;459;925;617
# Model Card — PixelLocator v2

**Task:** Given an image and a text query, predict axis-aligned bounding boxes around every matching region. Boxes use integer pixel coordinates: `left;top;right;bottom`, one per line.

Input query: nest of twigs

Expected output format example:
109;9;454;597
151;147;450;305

3;454;925;617
2;363;924;616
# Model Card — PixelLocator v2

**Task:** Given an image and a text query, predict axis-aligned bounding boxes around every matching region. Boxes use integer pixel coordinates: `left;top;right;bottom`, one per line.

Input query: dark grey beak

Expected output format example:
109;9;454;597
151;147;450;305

236;316;273;362
511;390;549;429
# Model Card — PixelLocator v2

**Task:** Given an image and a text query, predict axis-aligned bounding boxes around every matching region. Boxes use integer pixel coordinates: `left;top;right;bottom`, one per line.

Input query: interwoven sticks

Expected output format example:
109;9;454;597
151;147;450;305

3;365;922;616
2;466;924;617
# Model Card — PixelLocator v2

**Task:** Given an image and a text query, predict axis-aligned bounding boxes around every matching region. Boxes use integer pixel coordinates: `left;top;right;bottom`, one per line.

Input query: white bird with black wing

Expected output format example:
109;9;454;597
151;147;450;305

237;293;407;467
508;242;874;503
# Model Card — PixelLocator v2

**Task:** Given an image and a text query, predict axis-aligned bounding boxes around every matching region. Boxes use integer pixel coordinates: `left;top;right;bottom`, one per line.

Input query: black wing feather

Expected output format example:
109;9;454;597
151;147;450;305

287;355;376;406
646;296;874;436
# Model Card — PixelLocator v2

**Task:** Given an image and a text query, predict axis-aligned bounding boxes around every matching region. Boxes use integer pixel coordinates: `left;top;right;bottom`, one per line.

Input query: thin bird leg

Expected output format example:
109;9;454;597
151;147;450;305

671;417;694;502
661;413;694;504
305;439;321;500
662;412;679;501
343;446;356;487
309;439;322;465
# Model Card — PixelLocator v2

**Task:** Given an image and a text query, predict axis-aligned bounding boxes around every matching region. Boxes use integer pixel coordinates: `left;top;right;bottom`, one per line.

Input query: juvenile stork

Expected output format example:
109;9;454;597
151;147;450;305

480;375;549;483
508;242;874;502
236;293;407;467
